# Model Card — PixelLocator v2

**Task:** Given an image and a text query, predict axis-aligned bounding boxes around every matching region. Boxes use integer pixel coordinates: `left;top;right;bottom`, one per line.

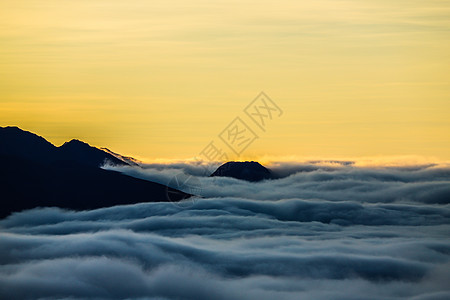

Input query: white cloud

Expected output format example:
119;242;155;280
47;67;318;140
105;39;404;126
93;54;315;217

1;160;449;299
104;161;450;204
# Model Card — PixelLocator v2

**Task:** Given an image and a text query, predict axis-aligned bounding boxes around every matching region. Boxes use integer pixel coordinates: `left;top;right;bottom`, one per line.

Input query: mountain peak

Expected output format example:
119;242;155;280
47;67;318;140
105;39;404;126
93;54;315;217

2;125;21;131
58;138;128;167
210;161;273;182
1;126;129;167
61;139;91;148
0;126;57;162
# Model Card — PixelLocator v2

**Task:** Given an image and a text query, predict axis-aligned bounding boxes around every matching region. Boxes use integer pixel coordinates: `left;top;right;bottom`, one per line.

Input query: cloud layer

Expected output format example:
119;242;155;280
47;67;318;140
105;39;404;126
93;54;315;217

105;161;450;204
1;161;449;299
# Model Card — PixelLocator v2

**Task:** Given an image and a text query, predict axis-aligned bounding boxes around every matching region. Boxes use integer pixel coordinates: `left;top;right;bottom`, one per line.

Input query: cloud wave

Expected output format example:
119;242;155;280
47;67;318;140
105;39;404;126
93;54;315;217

1;161;449;299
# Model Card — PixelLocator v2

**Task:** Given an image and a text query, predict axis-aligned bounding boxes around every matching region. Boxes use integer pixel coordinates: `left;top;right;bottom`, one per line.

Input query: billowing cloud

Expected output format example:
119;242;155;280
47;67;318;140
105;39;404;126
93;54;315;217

1;161;449;299
104;161;450;204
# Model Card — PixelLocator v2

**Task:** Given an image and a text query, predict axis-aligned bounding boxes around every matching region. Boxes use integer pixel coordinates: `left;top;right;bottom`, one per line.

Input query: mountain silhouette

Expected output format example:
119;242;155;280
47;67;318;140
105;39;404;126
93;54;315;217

0;126;191;218
0;126;57;164
58;139;127;167
210;161;273;182
0;126;127;167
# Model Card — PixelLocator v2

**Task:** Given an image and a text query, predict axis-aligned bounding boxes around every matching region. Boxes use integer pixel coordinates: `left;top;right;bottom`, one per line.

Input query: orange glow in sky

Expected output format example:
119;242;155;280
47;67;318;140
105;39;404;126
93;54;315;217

1;0;449;161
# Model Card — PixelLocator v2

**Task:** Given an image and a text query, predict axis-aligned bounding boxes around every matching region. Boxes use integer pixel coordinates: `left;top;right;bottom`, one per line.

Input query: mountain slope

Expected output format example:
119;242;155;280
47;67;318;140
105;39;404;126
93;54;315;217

100;147;141;166
0;126;56;164
58;139;127;167
0;155;190;218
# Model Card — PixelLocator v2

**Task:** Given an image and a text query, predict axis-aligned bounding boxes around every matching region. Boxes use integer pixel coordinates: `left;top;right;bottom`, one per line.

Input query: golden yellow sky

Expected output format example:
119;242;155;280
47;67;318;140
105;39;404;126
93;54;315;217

1;0;449;161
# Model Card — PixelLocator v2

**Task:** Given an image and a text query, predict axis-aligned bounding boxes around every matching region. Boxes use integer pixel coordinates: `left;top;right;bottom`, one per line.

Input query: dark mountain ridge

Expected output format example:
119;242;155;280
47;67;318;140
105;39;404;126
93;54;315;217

0;126;127;168
0;126;191;218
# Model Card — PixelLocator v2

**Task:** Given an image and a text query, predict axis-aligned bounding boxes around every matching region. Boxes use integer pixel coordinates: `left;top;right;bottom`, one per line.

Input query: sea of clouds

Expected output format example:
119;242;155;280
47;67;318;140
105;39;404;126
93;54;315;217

1;161;449;299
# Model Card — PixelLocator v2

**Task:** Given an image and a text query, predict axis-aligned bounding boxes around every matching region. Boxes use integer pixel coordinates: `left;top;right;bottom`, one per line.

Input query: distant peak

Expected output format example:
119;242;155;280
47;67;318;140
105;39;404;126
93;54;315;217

220;161;266;168
223;161;260;165
210;161;273;182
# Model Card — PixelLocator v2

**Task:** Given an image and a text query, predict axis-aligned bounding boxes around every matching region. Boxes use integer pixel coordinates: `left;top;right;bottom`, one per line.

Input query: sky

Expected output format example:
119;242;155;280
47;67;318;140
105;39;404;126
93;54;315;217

1;0;449;161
